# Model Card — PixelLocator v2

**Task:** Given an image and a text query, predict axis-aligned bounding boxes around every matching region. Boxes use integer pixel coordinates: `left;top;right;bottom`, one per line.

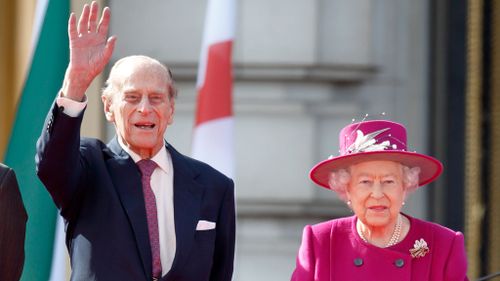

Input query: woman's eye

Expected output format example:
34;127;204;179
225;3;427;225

383;180;395;184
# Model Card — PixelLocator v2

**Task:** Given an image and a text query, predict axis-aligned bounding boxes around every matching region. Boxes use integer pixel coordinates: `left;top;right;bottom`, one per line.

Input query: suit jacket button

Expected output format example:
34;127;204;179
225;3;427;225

353;258;363;267
394;259;405;268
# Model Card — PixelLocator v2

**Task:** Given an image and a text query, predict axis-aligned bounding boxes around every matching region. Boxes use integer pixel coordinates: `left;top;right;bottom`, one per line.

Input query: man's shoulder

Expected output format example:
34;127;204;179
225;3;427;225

79;137;114;159
168;144;233;185
80;137;105;145
0;163;10;173
0;163;12;183
180;153;230;180
80;137;108;150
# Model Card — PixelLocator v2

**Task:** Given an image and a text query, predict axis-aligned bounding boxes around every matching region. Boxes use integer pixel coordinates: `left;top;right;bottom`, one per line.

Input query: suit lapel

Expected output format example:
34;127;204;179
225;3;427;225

105;138;152;280
165;144;204;276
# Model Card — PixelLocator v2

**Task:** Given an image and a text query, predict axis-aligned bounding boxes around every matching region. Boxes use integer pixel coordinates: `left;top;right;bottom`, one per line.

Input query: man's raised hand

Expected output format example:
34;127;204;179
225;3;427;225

62;1;116;101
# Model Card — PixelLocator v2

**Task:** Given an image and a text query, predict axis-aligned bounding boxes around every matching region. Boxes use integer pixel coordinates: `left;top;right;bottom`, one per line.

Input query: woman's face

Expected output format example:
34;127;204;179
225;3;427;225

347;160;406;229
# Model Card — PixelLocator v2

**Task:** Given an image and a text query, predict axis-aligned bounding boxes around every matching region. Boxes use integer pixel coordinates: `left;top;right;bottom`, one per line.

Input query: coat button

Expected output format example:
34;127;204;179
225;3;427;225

394;259;405;268
353;258;363;267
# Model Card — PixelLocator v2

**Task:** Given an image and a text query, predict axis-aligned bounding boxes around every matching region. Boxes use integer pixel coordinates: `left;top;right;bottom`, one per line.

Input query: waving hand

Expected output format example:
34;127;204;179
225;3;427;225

62;1;116;101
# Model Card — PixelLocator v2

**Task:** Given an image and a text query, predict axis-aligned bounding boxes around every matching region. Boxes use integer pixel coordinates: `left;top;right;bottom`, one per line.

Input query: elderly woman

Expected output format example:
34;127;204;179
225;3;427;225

291;120;469;281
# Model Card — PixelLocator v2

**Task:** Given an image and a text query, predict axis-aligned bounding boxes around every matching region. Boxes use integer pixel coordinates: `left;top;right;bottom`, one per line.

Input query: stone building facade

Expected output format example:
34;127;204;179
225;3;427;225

108;0;431;279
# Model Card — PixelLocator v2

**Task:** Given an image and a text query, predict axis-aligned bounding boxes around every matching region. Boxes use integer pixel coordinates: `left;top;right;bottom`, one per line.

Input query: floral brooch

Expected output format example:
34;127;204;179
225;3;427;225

409;238;429;258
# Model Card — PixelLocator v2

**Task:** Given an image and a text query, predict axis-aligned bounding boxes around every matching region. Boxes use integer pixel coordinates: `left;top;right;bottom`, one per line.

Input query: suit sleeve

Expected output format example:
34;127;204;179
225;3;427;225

35;102;87;217
290;225;315;281
444;232;469;281
0;168;27;281
209;178;236;281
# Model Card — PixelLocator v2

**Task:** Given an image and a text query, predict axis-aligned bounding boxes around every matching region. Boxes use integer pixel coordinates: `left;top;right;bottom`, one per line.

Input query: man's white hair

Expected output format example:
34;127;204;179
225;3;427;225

101;55;178;101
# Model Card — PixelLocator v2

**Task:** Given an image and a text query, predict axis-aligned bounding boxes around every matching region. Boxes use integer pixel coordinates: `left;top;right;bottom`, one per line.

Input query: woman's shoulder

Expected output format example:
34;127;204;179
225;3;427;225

406;215;468;278
408;215;464;241
308;216;355;235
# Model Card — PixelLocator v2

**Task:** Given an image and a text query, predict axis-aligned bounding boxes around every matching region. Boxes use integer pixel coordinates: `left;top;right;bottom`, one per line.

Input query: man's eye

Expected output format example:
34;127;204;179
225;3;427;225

150;96;164;103
125;95;140;102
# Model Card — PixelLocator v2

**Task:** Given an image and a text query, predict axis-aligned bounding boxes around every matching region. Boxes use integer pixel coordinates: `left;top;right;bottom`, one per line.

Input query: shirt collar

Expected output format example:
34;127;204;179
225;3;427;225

117;137;171;174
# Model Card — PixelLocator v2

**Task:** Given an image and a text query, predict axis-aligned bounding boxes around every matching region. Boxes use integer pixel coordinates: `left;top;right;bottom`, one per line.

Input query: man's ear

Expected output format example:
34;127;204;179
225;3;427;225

102;95;114;122
167;98;175;125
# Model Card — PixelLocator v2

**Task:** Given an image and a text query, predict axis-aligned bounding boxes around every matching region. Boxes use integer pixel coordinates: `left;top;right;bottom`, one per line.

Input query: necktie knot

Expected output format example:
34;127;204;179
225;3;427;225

137;159;157;178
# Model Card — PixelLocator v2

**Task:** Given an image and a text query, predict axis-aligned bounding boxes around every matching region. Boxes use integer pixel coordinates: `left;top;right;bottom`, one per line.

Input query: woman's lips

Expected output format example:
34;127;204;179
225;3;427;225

368;205;388;211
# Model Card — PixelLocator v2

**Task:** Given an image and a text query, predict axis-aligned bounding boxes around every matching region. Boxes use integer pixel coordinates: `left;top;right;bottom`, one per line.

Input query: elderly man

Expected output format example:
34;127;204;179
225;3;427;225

36;2;235;281
0;163;27;281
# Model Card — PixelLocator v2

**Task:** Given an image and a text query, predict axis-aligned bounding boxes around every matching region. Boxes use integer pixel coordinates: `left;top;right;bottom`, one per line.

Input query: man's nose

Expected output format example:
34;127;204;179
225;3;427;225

137;97;152;113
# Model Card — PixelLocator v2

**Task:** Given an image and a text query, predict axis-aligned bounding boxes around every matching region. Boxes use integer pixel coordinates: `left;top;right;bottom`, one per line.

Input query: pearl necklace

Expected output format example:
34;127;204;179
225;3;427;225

358;214;402;248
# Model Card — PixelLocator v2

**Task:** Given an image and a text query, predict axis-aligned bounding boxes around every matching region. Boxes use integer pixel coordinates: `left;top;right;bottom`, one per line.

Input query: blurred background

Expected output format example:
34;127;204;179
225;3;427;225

1;0;499;280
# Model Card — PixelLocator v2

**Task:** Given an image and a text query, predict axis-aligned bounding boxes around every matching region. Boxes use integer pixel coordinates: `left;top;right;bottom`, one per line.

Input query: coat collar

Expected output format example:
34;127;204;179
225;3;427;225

105;138;152;278
164;143;204;277
328;215;433;280
105;138;204;279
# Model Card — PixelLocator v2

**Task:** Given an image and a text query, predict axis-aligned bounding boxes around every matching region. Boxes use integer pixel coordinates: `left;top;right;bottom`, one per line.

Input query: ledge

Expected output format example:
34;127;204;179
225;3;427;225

236;199;351;219
170;63;376;83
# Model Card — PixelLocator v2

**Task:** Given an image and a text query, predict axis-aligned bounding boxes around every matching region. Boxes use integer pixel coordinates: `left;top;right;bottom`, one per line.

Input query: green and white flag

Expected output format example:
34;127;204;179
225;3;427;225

5;0;69;280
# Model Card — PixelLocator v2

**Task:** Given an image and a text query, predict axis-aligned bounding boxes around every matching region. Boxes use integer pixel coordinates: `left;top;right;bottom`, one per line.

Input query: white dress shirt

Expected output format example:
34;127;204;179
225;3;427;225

56;95;177;275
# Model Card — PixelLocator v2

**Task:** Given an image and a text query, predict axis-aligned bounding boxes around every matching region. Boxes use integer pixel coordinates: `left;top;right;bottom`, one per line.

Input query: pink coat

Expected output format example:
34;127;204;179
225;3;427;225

291;215;469;281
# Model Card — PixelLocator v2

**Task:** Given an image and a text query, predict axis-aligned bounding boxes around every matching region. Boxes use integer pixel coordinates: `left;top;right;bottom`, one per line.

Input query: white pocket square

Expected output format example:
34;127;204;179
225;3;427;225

196;220;216;231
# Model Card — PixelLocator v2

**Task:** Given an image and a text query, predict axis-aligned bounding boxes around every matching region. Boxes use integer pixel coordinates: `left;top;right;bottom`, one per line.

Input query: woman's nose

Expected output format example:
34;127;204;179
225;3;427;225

371;182;384;198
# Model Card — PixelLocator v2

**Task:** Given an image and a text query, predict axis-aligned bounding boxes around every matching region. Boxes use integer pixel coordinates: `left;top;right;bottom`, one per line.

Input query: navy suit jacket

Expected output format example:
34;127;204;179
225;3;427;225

0;164;27;281
36;104;235;281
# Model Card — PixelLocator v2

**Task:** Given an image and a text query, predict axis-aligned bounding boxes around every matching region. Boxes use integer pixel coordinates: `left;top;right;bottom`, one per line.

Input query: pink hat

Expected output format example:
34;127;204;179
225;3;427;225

309;120;443;189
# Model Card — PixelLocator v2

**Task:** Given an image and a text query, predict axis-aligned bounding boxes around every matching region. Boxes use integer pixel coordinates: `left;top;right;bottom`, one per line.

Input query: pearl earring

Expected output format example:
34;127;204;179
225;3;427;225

346;200;353;212
402;201;406;206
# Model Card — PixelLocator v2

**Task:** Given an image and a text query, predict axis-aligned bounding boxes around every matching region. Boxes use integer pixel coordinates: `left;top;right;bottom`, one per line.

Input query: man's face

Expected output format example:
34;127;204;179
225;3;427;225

103;63;175;158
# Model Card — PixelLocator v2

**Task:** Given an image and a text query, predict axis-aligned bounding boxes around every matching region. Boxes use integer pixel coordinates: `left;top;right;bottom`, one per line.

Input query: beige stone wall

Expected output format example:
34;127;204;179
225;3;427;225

0;1;35;160
106;0;431;279
0;0;105;159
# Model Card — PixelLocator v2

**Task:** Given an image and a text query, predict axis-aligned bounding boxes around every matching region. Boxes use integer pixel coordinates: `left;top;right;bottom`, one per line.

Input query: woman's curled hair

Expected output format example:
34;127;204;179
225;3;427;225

327;164;421;202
